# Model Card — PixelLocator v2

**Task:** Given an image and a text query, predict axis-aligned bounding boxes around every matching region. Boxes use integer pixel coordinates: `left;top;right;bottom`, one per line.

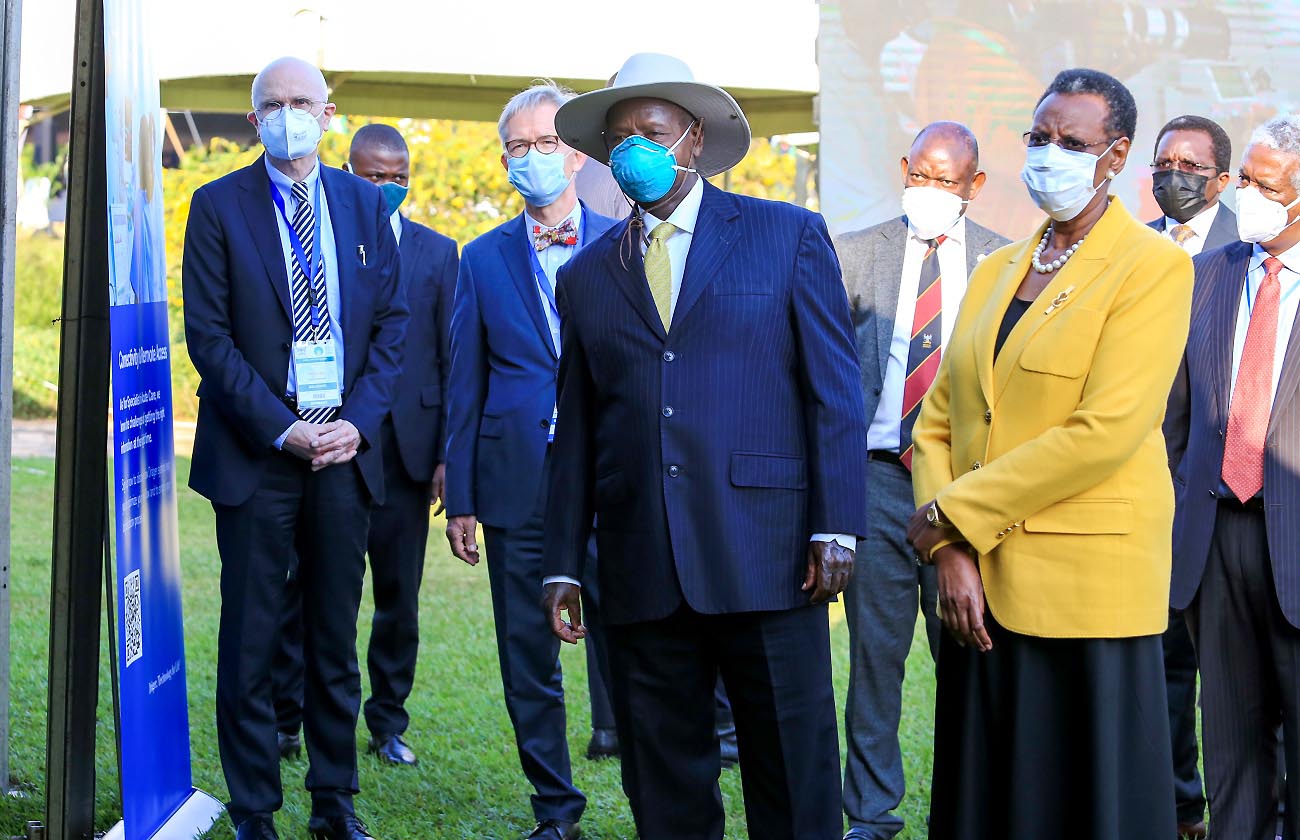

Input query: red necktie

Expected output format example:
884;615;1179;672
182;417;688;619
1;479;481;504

900;235;946;471
1222;257;1284;502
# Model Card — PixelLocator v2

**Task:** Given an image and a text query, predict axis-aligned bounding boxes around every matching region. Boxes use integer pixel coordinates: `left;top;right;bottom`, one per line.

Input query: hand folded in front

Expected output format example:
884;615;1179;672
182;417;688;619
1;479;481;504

281;419;361;471
933;543;992;653
802;540;855;604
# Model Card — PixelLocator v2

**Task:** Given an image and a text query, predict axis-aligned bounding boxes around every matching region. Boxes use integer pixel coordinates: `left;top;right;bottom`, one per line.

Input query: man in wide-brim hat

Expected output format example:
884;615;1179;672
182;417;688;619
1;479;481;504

541;53;869;840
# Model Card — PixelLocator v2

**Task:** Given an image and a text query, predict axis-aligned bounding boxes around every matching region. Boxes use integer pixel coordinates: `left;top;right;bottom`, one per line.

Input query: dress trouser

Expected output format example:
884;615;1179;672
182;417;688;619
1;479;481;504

1186;500;1300;840
273;420;431;739
214;454;370;824
606;602;841;840
1164;609;1207;825
481;452;587;824
843;454;942;838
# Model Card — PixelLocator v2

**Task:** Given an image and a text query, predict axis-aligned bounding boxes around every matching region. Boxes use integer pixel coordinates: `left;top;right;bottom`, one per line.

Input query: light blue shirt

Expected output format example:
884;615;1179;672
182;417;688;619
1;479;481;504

1230;243;1300;407
265;157;345;447
524;200;584;355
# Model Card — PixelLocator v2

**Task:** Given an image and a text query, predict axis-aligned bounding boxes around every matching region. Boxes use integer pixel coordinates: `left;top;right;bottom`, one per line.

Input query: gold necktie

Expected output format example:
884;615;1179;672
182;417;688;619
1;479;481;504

1171;224;1196;246
646;221;677;330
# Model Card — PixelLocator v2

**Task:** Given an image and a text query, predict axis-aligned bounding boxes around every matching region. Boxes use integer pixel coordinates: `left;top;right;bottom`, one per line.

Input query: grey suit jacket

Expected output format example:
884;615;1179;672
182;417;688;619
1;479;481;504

836;215;1010;428
1147;202;1239;253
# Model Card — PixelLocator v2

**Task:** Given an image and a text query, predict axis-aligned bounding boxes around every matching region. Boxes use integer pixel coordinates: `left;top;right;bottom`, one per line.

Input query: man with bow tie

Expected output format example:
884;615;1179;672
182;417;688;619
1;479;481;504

443;81;618;840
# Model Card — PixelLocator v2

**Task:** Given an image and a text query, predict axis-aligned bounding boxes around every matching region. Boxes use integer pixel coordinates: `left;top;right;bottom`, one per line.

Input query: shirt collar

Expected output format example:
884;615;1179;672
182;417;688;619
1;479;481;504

1165;201;1220;240
907;214;967;247
525;200;584;240
644;177;705;236
389;210;402;243
264;155;320;198
1250;240;1300;276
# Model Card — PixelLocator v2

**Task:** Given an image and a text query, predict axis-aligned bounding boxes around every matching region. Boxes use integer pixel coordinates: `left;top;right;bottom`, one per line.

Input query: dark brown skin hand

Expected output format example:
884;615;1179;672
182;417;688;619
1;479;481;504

933;543;993;652
802;540;855;604
906;501;952;563
543;582;587;644
430;463;446;516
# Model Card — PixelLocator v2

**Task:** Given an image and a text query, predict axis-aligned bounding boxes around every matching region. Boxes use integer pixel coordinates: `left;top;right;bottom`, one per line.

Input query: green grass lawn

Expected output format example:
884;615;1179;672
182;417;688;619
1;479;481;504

0;456;938;839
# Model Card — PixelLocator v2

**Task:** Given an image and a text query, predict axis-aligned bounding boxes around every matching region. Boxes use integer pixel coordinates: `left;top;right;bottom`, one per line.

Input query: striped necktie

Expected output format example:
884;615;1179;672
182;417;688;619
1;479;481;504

900;236;945;470
1221;257;1284;501
288;181;338;424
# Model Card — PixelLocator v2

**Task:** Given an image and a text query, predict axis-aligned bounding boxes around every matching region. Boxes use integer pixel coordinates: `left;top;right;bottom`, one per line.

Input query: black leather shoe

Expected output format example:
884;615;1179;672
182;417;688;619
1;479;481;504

585;728;619;760
368;733;417;766
308;814;375;840
719;730;739;769
276;731;301;761
235;815;279;840
526;820;581;840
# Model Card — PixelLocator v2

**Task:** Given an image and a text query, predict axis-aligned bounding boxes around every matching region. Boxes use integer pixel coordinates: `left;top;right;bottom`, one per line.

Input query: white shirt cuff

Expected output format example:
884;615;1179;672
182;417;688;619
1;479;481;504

273;420;299;450
543;575;581;588
811;533;857;552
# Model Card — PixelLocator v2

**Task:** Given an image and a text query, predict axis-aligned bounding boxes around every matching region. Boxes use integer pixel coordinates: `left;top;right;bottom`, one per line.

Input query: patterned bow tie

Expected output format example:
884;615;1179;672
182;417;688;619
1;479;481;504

533;218;578;251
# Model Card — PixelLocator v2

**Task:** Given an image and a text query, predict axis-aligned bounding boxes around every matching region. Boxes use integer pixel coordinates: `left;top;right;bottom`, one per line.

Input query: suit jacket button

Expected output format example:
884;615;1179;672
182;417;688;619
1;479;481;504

984;409;992;424
662;406;674;418
873;386;882;396
668;465;680;477
282;342;291;351
663;350;676;362
539;419;549;429
972;461;982;470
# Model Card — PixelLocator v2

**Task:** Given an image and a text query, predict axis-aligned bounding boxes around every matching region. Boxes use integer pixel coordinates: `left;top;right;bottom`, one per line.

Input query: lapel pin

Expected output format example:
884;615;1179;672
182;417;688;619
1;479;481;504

358;244;367;266
1044;285;1076;315
977;253;987;262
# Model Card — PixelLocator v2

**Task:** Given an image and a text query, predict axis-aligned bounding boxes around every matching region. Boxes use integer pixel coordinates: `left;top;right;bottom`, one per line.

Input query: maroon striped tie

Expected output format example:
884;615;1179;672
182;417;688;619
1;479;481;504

900;236;945;471
1221;257;1284;501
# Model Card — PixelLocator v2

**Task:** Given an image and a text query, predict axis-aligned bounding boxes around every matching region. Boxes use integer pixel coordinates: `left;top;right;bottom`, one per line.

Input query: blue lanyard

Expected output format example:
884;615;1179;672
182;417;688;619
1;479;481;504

268;177;325;328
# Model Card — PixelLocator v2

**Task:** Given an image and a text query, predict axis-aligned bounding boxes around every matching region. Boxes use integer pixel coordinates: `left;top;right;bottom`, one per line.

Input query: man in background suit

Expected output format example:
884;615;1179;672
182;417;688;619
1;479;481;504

543;53;868;839
836;120;1007;840
1167;114;1300;840
1147;113;1236;840
443;82;617;840
182;57;406;840
273;124;457;768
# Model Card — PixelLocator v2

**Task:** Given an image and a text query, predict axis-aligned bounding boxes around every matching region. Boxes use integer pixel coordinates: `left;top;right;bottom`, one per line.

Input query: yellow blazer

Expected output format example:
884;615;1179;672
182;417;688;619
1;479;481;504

912;198;1192;638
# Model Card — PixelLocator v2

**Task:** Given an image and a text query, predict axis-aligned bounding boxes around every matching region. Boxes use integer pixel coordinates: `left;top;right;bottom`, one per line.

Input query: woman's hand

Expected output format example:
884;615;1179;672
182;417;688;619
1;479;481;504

934;543;993;653
907;500;954;563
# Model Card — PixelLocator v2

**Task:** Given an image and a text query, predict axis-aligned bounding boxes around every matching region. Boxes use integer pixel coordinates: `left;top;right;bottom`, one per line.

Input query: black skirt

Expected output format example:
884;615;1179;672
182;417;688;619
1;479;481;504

928;613;1176;840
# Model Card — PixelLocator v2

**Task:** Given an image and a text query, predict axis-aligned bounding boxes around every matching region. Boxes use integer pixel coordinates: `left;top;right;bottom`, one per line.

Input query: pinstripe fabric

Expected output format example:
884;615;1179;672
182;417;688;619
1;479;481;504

1168;240;1300;628
543;182;869;625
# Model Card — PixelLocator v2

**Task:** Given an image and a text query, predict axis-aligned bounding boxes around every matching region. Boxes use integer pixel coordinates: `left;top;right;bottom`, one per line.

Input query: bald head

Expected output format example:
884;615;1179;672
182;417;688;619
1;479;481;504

250;56;328;112
900;120;985;203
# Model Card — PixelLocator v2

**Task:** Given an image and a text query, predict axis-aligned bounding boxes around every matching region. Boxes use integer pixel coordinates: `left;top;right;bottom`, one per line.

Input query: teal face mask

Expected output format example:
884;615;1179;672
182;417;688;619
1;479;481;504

380;181;408;216
608;121;697;205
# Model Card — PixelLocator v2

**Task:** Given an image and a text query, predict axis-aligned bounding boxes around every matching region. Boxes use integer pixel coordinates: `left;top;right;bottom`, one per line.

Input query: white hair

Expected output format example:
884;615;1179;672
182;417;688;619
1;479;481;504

497;81;576;145
1247;115;1300;189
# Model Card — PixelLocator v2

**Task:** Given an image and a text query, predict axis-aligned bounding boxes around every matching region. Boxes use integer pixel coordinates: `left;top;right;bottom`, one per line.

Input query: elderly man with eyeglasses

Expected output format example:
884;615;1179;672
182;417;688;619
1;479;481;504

443;81;619;840
182;56;407;840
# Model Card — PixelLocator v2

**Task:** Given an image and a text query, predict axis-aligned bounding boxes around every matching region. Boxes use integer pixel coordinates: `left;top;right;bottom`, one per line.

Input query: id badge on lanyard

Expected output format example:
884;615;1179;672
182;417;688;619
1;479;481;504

293;338;342;409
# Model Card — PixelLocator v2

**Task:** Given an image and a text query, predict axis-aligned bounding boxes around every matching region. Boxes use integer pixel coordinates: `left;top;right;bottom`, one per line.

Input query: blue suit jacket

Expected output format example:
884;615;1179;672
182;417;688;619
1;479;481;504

389;216;458;483
543;182;869;625
182;157;408;506
1166;239;1300;628
444;203;617;528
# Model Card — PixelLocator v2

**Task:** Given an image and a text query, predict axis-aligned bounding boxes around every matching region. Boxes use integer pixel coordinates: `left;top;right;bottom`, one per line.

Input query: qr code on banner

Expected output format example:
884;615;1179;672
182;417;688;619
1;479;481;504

124;569;142;667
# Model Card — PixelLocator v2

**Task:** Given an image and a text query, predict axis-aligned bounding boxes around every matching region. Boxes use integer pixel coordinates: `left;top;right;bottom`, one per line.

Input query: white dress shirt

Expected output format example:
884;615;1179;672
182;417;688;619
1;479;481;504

1229;242;1300;406
1162;201;1221;258
389;209;402;245
266;158;345;448
524;200;584;355
868;216;970;452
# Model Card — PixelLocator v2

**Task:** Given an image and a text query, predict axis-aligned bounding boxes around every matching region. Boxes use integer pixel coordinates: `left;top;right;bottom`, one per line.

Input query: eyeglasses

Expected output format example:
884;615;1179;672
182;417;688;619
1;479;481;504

1151;159;1219;175
256;98;327;122
1022;131;1118;154
504;135;561;158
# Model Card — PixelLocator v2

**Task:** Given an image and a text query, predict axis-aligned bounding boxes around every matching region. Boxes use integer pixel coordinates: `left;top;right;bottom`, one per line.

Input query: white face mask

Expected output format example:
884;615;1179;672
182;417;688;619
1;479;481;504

901;186;968;241
1235;185;1300;244
1020;139;1117;222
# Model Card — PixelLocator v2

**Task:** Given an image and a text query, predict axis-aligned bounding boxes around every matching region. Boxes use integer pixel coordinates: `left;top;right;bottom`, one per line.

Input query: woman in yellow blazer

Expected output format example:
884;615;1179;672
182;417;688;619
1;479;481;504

907;69;1193;840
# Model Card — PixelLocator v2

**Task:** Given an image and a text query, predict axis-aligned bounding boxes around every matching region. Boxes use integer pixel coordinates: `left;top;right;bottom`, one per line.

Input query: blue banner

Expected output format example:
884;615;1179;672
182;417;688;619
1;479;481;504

103;0;220;837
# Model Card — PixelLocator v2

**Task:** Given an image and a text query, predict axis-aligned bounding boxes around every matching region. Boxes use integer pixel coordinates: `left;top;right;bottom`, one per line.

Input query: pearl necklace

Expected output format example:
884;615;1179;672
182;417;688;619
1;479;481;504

1031;228;1086;274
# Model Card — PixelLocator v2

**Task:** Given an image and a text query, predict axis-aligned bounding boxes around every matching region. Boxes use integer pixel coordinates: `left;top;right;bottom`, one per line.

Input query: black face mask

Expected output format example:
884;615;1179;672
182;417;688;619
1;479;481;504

1152;168;1212;224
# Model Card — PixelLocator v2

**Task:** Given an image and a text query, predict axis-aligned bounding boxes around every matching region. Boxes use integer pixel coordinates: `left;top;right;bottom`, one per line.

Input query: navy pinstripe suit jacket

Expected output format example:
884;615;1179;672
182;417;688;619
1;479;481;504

1167;239;1300;627
543;182;869;625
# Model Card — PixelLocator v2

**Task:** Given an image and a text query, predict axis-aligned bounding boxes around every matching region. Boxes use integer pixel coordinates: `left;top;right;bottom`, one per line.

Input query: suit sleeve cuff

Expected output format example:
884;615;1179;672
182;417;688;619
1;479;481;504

273;421;298;450
811;533;857;552
543;575;581;589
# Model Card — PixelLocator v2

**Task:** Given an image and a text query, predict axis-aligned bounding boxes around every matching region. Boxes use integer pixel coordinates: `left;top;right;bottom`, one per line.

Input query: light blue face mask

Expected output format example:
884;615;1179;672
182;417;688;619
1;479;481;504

380;182;408;216
608;122;697;205
507;148;572;207
1020;139;1117;222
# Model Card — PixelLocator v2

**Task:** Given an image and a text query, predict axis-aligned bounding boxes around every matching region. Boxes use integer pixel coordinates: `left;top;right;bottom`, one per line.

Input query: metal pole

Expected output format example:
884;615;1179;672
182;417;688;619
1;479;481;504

46;0;109;835
0;0;24;798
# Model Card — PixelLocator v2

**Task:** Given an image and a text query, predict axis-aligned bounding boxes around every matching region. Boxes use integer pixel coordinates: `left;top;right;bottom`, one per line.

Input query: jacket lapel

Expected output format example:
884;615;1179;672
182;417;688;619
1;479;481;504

499;215;559;359
974;231;1040;407
398;215;422;287
671;184;740;330
1209;244;1251;429
321;167;358;347
603;219;669;340
1205;204;1239;252
876;220;907;382
237;157;292;320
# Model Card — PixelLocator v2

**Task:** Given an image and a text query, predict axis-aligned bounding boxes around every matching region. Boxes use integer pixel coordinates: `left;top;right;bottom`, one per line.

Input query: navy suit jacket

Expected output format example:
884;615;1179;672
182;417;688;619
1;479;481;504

543;182;869;625
444;203;617;528
389;216;458;483
1147;203;1239;252
1166;240;1300;627
182;157;408;507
